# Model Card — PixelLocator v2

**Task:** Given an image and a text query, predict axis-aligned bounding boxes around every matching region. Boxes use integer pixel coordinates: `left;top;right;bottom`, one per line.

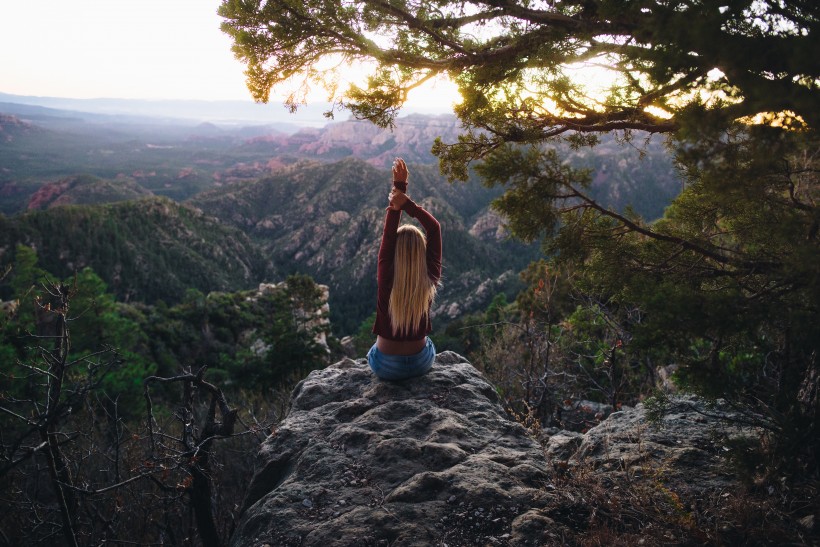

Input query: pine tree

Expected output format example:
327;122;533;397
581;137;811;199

219;0;820;473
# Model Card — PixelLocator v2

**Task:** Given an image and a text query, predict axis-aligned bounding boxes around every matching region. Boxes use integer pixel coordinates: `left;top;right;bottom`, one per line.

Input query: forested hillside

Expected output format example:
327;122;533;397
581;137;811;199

1;105;681;333
0;197;273;303
190;158;537;332
25;174;152;210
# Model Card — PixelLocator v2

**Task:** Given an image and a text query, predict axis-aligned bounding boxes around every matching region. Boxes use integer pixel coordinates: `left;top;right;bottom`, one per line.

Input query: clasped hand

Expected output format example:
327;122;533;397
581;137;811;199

389;188;408;210
389;158;409;210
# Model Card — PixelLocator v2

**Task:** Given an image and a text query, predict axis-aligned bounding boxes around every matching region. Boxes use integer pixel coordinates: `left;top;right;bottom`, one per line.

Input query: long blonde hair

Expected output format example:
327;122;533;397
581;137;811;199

389;224;438;336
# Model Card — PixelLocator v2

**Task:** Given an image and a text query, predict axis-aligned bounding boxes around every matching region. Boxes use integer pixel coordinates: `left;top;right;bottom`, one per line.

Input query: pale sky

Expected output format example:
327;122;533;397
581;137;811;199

1;0;250;100
0;0;458;111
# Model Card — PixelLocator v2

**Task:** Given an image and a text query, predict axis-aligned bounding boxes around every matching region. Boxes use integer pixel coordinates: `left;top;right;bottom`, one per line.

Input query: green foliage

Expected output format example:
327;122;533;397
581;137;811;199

558;303;648;407
437;312;488;358
134;275;330;392
515;260;575;323
221;1;818;165
479;147;587;243
0;197;272;305
1;245;46;338
8;244;46;299
566;127;820;474
1;248;330;410
66;268;157;408
1;255;155;413
350;311;377;356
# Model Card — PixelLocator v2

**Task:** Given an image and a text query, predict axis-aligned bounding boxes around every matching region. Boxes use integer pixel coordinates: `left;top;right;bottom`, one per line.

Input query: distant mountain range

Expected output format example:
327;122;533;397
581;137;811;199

0;91;334;127
0;98;682;334
0;102;677;215
0;105;464;216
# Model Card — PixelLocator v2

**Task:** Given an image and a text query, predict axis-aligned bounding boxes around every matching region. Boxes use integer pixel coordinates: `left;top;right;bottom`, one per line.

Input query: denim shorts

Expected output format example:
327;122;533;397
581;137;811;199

367;337;436;381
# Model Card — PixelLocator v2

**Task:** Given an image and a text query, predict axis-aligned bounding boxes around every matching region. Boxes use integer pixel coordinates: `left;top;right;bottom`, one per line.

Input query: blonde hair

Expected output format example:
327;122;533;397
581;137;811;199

389;224;438;337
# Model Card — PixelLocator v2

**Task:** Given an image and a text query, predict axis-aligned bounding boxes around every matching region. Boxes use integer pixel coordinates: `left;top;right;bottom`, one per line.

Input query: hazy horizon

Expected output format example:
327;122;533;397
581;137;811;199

0;90;456;128
0;0;459;122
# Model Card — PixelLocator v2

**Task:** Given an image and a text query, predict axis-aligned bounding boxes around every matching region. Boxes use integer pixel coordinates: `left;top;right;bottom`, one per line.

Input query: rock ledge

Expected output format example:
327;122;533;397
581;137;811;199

231;352;554;547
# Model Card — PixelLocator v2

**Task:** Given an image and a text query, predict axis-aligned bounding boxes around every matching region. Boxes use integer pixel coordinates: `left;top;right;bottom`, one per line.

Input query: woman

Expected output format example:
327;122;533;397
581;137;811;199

368;158;442;381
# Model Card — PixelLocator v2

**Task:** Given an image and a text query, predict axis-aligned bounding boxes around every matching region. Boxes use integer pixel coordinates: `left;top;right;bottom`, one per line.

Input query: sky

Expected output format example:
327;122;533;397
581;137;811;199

0;0;457;112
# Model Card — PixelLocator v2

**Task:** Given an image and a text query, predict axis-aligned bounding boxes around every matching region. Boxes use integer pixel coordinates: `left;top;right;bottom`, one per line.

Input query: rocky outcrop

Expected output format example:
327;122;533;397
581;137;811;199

537;395;777;543
0;113;37;142
231;352;558;547
232;356;782;546
547;396;760;494
468;209;508;242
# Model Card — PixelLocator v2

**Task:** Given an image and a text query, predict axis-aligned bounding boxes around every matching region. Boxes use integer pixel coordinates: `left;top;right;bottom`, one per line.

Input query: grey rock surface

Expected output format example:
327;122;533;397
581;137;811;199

545;395;758;496
231;352;556;547
231;354;767;546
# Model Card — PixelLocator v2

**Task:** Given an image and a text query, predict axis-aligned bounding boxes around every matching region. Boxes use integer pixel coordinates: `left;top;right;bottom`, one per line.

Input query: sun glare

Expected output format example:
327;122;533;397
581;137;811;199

267;56;463;117
405;77;463;113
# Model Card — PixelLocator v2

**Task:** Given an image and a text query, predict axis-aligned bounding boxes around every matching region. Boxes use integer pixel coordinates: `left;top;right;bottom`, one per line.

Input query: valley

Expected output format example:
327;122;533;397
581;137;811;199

0;100;679;335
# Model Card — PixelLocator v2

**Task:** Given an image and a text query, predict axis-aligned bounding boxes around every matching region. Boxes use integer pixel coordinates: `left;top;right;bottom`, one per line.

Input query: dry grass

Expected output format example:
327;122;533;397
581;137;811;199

539;453;818;546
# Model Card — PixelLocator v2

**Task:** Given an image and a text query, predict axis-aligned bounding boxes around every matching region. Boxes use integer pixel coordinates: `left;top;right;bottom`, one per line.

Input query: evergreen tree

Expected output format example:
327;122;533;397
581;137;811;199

219;0;820;474
570;126;819;472
219;0;819;136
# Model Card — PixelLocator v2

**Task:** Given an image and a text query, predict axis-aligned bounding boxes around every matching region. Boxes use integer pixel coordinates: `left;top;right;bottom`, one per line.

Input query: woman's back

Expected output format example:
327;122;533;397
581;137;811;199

368;158;442;379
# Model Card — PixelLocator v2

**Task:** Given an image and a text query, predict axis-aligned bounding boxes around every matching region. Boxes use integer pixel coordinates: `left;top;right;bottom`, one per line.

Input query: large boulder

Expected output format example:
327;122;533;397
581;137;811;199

230;352;558;547
548;395;758;492
539;396;776;544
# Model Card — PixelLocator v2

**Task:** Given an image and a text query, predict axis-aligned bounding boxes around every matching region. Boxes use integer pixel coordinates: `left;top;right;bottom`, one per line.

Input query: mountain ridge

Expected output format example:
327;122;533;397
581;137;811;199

189;158;536;333
26;174;152;210
1;106;681;333
0;196;273;304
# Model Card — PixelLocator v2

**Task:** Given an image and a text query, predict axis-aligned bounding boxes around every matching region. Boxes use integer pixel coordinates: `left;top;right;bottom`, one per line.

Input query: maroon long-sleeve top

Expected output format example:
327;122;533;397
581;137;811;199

372;188;442;341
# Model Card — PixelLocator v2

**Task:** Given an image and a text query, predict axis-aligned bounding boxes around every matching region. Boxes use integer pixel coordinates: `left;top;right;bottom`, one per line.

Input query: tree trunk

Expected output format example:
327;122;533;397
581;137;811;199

191;449;221;547
42;286;79;547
